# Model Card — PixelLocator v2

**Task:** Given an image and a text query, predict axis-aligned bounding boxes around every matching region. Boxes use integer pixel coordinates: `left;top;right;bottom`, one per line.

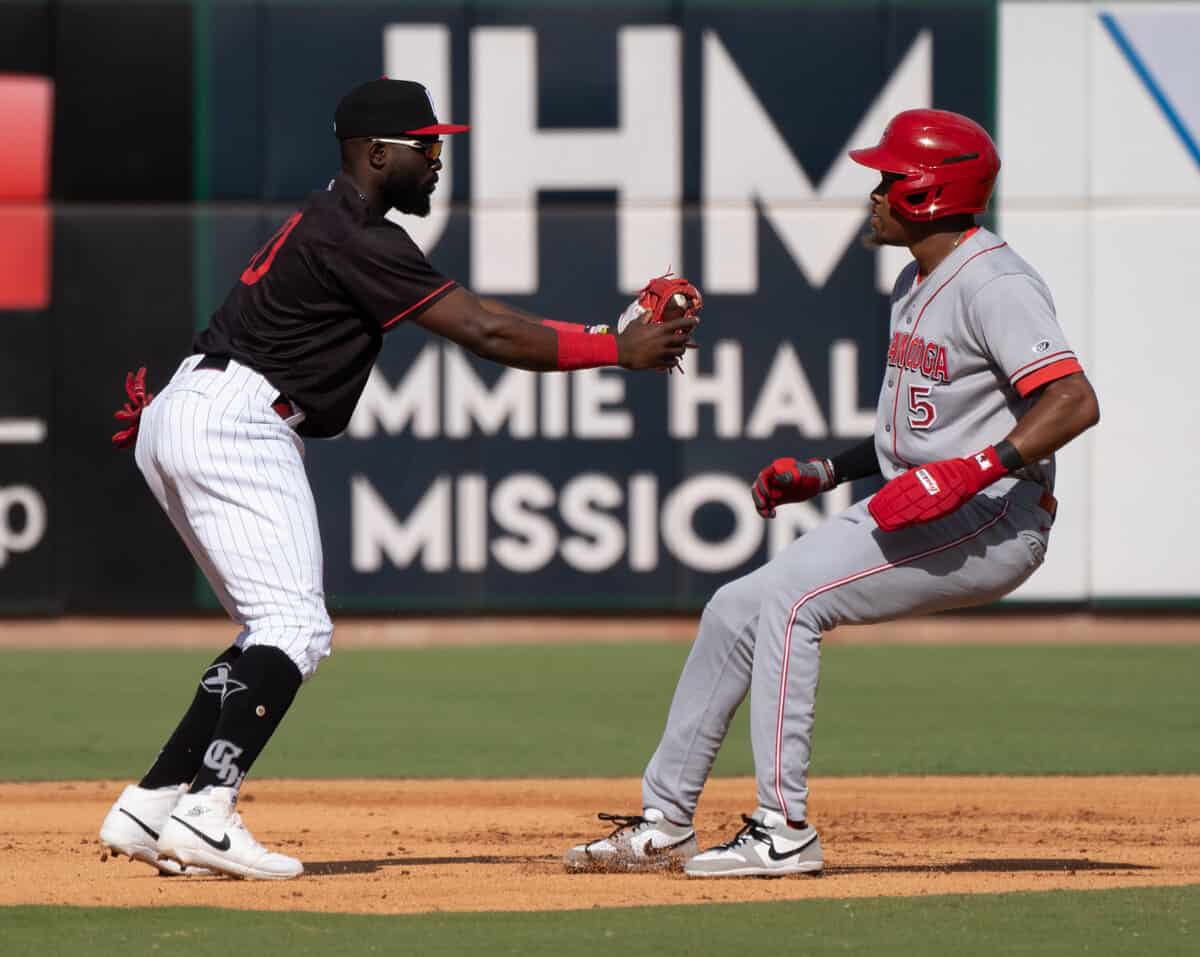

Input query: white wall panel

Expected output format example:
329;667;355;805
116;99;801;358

999;3;1090;202
1090;208;1200;595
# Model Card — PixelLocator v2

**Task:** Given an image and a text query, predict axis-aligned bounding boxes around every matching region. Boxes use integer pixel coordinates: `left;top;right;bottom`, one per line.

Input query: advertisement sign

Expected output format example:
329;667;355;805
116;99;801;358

190;4;994;607
0;311;52;610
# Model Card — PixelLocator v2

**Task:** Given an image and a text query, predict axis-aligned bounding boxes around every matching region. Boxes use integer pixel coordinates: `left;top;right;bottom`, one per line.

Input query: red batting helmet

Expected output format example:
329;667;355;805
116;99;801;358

849;108;1000;220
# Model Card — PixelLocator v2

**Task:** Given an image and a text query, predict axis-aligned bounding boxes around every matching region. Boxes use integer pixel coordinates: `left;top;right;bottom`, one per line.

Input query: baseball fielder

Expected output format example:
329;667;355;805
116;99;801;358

565;108;1100;877
99;78;700;880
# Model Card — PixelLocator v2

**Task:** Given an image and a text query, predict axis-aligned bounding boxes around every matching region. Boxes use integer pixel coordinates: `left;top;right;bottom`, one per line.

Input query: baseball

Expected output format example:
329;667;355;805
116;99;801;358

662;292;690;323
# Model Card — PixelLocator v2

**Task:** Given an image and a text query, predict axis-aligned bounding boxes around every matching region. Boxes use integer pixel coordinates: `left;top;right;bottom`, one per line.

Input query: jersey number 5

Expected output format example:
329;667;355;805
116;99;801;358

907;385;937;430
241;211;303;286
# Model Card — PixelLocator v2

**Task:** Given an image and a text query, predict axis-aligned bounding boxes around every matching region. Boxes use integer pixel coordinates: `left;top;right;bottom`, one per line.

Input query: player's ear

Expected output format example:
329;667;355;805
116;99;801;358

367;140;390;172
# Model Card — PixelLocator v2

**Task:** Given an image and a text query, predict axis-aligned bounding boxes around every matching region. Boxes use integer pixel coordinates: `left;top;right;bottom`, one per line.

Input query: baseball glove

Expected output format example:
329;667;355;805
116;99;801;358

111;367;153;450
616;273;703;333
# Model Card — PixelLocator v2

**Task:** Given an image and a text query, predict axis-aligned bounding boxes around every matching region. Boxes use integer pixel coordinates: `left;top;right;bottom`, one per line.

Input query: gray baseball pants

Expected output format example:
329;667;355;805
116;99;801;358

642;483;1052;824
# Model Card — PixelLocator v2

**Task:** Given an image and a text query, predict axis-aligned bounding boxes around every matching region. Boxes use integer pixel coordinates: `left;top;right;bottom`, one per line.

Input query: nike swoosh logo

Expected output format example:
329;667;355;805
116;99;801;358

118;808;159;841
766;832;819;862
169;815;232;851
643;834;695;857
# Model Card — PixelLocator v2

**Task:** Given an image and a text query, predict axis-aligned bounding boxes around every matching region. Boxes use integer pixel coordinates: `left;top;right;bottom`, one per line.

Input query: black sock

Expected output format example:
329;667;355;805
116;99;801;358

139;645;243;790
189;645;303;793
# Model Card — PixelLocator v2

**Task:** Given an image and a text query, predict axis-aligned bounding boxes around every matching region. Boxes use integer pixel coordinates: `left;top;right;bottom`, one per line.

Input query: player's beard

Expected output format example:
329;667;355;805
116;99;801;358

388;184;432;217
384;170;433;217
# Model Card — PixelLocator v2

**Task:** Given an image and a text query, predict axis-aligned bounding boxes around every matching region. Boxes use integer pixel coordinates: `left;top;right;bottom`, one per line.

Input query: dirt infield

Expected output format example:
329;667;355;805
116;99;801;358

2;776;1196;914
5;619;1197;914
3;613;1198;649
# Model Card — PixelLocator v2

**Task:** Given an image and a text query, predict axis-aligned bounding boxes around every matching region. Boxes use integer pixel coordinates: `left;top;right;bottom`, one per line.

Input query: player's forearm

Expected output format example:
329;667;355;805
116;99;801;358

469;307;628;371
478;296;614;339
477;297;553;325
829;438;882;484
417;288;614;370
1003;372;1100;465
469;314;573;371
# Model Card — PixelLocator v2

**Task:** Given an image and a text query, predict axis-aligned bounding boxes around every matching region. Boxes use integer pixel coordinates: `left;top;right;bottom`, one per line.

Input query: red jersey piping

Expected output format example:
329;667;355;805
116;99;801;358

382;280;457;330
1008;349;1075;382
1013;357;1083;397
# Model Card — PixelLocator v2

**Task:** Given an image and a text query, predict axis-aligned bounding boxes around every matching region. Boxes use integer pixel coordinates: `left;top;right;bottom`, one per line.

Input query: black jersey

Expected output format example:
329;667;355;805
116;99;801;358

194;174;457;438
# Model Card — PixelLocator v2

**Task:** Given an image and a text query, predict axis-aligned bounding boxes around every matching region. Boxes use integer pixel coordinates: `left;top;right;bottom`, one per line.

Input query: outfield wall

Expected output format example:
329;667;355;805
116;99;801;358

1;1;1197;612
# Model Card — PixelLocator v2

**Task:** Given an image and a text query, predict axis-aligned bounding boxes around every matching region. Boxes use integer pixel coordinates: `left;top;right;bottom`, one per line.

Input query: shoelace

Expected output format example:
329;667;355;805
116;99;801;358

716;814;772;850
226;807;269;854
595;812;649;840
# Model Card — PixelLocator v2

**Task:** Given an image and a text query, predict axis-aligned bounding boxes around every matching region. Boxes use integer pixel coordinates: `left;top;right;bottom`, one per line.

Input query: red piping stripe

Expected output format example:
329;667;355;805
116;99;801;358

1007;350;1076;381
382;280;457;330
771;500;1010;819
889;242;1008;466
1013;358;1083;398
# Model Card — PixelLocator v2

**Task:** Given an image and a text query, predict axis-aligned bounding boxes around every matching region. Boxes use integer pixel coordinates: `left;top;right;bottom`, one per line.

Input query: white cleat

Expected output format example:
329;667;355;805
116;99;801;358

564;808;699;872
157;786;303;881
99;783;214;876
685;808;823;878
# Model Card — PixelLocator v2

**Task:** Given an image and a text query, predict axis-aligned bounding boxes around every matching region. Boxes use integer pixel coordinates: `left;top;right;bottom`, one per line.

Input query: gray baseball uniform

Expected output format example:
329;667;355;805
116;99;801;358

642;227;1082;824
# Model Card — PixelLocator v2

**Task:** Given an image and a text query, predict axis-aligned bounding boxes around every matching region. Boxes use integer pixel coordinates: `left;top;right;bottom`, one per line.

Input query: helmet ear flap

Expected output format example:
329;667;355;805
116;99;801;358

895;184;944;219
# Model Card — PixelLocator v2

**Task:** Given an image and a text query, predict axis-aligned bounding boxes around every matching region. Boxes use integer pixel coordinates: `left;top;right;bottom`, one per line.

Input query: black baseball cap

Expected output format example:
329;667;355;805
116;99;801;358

334;78;469;140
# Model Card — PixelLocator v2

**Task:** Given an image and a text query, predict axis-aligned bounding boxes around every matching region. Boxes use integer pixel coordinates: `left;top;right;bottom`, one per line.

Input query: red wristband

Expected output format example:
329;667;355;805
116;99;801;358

556;328;619;370
967;445;1007;490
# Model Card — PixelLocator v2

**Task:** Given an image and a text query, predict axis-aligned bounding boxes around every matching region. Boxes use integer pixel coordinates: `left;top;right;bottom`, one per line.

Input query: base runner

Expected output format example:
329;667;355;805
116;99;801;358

565;108;1099;877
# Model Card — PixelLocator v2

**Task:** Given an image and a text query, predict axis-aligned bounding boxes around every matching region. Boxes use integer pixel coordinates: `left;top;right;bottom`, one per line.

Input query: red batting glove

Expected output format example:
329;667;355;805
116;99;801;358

868;446;1007;531
111;367;154;450
752;457;835;519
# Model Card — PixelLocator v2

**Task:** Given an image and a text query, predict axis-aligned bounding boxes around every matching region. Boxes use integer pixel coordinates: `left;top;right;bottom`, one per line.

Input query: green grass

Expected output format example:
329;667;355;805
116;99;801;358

2;643;1198;781
3;643;1197;952
3;885;1197;957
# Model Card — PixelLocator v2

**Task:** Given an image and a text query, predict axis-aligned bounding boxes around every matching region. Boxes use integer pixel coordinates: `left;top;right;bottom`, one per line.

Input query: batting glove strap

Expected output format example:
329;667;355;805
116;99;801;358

868;445;1007;532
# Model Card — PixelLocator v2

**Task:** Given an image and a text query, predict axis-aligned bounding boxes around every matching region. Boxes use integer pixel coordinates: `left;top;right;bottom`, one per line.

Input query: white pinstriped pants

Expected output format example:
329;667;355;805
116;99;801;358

642;487;1052;824
134;355;332;679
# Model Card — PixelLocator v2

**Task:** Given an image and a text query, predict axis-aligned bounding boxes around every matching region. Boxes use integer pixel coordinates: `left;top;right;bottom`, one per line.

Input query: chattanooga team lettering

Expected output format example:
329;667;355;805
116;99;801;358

887;331;950;383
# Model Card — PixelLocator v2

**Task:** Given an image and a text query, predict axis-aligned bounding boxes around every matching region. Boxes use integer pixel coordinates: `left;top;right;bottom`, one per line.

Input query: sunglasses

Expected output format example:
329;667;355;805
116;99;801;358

370;137;443;161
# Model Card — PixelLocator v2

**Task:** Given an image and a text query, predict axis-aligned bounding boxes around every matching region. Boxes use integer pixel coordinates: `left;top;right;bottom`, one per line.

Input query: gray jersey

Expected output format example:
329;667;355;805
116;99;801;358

874;227;1082;489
